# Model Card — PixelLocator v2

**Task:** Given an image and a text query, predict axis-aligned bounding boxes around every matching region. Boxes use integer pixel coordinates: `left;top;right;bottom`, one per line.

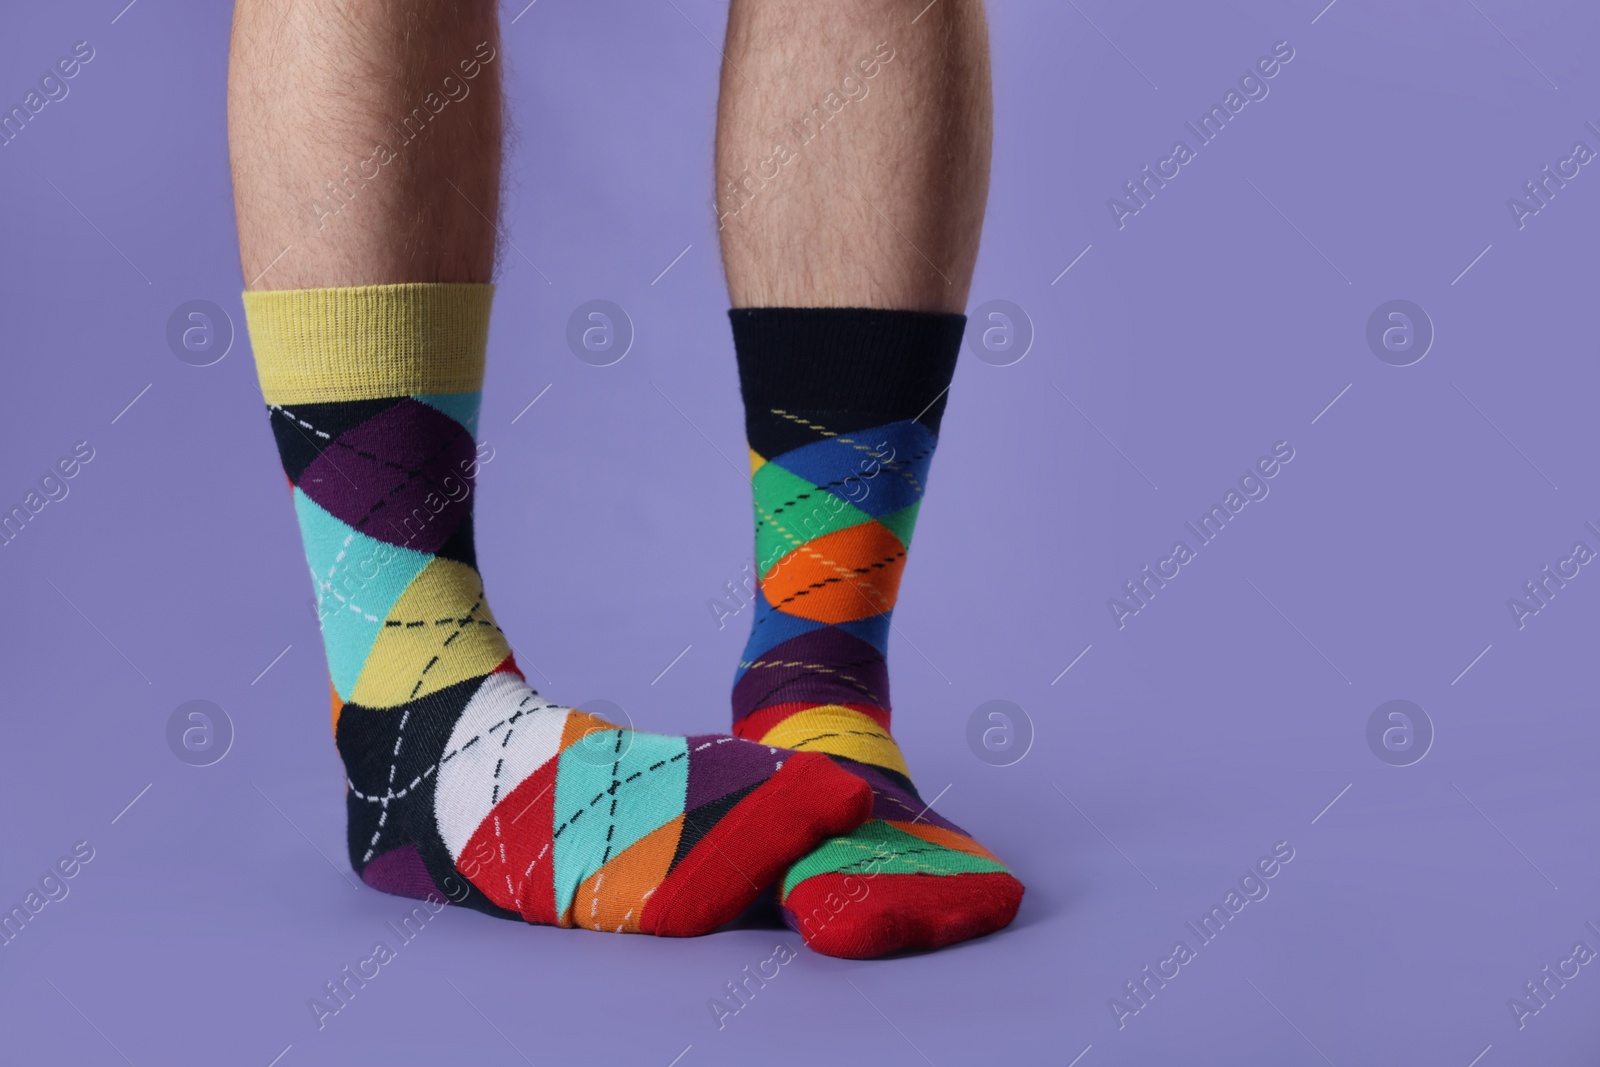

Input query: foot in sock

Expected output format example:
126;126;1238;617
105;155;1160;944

728;307;1025;959
245;283;873;936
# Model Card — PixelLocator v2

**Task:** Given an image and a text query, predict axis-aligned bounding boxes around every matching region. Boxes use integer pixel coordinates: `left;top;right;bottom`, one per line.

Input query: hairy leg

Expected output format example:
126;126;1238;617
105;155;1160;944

715;0;1022;958
715;0;992;311
228;0;502;289
228;2;875;934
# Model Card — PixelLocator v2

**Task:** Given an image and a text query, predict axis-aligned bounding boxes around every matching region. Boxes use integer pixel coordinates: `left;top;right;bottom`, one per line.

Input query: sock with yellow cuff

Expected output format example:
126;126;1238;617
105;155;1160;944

244;283;872;936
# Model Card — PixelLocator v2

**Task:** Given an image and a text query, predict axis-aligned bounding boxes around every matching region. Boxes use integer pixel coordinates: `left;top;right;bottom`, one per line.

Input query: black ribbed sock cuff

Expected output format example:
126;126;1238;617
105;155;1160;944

729;307;965;435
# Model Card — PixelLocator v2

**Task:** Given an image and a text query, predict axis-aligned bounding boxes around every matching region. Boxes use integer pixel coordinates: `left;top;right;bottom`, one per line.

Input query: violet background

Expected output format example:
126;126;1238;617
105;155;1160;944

3;0;1600;1063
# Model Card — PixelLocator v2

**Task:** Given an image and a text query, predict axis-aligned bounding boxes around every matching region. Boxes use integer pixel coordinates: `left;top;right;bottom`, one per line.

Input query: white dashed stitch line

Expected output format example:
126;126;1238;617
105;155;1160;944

433;687;573;907
737;657;876;697
493;812;512;899
316;532;381;623
362;708;413;863
348;762;436;803
514;841;550;909
522;843;549;881
271;404;332;440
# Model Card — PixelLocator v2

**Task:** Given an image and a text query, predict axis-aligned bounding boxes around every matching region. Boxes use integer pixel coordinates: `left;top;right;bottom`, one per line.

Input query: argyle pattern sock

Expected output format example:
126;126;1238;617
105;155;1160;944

244;283;871;936
729;307;1025;958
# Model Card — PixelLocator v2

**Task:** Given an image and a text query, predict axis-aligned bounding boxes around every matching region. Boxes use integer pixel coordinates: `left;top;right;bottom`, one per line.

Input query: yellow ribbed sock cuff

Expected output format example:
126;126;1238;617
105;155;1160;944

243;283;493;405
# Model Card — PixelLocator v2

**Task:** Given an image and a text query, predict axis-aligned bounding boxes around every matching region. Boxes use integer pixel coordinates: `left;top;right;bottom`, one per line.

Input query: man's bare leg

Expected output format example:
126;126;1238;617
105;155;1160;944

715;0;992;310
226;1;880;934
229;0;502;289
715;0;1022;959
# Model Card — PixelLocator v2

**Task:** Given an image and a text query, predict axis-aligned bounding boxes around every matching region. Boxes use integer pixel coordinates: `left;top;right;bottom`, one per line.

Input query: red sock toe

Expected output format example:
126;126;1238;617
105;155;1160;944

783;869;1024;958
